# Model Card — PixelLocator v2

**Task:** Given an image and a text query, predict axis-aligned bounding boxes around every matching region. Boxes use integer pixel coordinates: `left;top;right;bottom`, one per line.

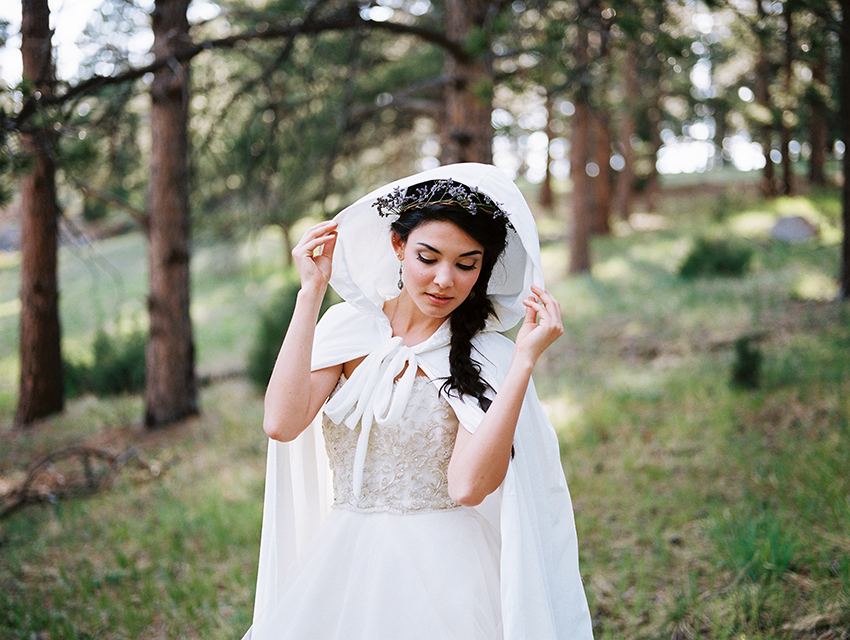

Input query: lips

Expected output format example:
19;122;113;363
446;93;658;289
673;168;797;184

425;293;453;305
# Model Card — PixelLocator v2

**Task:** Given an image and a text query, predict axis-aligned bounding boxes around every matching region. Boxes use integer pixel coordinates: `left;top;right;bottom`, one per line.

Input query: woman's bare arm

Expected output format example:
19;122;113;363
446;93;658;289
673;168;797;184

263;221;342;442
447;285;563;505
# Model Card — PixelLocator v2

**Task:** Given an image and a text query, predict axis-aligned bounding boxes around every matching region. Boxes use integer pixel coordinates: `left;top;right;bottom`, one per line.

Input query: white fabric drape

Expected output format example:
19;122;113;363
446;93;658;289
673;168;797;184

244;163;593;640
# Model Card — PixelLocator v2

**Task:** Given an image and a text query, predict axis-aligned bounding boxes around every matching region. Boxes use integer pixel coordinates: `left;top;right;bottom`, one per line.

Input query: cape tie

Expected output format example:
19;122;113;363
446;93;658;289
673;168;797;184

323;336;424;497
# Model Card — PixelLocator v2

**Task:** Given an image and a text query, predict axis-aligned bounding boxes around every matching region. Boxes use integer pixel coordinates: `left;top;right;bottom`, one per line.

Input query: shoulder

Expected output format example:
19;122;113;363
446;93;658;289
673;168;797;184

312;301;386;370
315;301;374;333
317;300;358;324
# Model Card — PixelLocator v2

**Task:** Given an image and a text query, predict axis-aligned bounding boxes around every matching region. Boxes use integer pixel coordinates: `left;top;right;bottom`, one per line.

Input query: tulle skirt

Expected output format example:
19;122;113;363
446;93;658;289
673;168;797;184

247;506;502;640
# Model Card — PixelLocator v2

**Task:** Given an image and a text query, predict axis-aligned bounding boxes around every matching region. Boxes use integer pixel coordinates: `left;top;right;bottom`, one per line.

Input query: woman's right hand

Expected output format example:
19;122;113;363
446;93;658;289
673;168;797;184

292;220;338;293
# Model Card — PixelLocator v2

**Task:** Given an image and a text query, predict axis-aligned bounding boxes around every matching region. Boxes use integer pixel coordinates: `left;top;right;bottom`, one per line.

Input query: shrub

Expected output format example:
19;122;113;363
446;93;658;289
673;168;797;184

65;329;146;398
731;336;763;390
246;283;335;390
679;236;754;278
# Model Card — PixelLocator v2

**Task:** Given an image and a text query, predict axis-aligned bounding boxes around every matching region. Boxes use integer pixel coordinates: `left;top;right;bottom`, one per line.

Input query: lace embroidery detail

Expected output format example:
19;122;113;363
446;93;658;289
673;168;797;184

323;375;462;514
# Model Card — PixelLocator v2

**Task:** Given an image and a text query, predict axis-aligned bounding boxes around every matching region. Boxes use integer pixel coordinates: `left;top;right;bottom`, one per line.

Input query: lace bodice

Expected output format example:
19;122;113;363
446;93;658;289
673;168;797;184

323;374;461;514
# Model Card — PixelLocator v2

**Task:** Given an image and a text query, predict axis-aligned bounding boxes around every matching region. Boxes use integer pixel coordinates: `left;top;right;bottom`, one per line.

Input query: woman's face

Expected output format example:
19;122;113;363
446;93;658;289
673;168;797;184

392;220;484;319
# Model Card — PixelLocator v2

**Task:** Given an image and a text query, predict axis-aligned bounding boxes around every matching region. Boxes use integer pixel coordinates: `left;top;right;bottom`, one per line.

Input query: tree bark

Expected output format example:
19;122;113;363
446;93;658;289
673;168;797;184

441;0;494;164
756;1;778;198
644;95;662;213
145;0;198;428
779;8;794;196
16;0;64;427
592;109;612;235
808;52;828;185
840;5;850;299
539;94;554;210
569;23;592;274
615;43;638;221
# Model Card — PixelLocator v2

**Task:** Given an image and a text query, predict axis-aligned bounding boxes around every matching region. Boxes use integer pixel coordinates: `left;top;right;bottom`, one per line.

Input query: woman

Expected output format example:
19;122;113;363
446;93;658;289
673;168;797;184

243;163;593;640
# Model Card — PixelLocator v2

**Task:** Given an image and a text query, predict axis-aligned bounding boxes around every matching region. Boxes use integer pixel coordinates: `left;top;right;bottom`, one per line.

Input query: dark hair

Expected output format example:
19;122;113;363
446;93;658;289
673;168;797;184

390;192;509;411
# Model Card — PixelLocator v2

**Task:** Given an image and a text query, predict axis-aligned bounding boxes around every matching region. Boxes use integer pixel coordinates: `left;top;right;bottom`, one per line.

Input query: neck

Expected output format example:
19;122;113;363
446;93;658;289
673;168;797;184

384;293;446;346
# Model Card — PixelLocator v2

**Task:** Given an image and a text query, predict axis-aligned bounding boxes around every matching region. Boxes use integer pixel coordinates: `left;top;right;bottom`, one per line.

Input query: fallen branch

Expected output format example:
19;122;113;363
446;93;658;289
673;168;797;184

0;445;174;519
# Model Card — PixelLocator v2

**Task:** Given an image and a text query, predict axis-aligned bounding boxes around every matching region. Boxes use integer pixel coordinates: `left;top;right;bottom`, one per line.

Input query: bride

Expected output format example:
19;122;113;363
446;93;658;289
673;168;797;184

242;163;593;640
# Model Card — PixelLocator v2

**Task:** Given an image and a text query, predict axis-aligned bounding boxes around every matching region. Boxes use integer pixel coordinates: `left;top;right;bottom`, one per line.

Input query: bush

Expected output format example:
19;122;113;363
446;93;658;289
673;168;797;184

65;329;146;398
679;236;754;279
246;283;335;390
730;336;763;390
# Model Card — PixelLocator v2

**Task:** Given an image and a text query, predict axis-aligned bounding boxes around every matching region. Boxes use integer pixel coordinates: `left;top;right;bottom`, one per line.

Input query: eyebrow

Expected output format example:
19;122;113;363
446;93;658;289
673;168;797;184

416;242;483;258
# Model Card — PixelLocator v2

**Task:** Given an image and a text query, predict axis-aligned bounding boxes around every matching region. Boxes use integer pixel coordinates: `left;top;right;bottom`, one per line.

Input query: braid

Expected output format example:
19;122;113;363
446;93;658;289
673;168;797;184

444;261;496;411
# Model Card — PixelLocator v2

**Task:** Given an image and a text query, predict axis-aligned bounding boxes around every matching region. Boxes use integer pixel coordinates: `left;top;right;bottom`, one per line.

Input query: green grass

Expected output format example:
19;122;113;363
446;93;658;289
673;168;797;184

2;183;850;639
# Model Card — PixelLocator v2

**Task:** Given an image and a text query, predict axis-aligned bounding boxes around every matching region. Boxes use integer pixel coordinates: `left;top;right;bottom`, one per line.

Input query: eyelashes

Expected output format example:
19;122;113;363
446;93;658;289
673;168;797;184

416;255;478;271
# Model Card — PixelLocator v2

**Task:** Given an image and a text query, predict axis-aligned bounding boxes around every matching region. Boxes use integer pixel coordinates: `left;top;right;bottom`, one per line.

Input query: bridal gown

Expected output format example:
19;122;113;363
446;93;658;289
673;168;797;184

248;374;503;639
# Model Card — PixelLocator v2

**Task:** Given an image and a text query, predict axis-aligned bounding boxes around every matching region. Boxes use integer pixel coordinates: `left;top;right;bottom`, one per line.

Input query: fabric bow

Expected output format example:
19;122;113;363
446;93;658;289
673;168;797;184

323;333;443;497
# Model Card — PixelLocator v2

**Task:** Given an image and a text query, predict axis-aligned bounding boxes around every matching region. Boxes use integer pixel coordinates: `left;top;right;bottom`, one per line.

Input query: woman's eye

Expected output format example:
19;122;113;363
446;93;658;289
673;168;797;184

457;264;477;271
417;255;436;265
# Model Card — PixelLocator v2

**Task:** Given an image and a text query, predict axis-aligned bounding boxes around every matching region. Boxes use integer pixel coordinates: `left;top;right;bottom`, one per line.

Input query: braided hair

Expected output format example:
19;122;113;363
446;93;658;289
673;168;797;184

390;194;510;412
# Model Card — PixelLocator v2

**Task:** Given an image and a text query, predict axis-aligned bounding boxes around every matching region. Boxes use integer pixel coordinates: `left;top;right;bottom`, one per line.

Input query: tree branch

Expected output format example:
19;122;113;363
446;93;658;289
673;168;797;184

9;3;468;129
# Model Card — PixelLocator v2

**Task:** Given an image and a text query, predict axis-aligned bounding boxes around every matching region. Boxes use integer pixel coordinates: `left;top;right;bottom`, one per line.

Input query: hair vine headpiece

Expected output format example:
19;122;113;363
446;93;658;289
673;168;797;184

372;178;513;228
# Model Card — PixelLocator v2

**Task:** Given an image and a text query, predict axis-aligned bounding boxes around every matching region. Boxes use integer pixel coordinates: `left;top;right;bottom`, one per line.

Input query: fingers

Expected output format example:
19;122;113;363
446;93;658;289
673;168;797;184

293;221;338;260
292;221;339;289
524;286;562;322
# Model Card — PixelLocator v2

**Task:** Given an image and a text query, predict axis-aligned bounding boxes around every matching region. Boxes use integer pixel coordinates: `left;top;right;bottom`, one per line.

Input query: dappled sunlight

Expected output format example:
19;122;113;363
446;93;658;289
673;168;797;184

553;277;604;321
773;195;823;219
627;212;669;231
728;211;778;237
0;297;20;320
539;243;567;284
627;236;691;274
792;271;839;301
593;256;631;281
0;251;20;269
541;392;584;439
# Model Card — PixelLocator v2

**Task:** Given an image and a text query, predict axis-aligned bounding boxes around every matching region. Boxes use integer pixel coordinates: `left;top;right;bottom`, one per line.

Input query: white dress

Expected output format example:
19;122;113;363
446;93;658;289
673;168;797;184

248;374;503;640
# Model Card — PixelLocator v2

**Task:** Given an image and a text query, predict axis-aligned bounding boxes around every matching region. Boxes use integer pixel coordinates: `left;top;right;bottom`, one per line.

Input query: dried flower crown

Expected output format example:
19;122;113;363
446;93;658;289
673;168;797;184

373;178;512;228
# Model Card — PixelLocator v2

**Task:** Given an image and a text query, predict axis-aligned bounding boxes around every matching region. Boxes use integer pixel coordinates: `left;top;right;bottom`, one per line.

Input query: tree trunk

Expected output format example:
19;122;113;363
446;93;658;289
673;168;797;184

569;24;592;274
16;0;64;427
441;0;493;164
592;109;612;235
840;5;850;299
756;1;777;198
809;52;828;185
145;0;197;428
644;96;662;213
615;44;638;220
779;8;794;196
539;94;554;211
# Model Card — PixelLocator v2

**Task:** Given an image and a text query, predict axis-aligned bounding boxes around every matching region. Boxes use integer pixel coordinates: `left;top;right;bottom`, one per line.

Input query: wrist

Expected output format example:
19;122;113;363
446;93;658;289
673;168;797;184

297;285;326;309
509;348;536;376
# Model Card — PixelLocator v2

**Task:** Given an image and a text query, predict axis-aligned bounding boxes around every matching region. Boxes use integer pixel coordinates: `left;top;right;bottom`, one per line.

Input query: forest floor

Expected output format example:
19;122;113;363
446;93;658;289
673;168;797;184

1;178;849;639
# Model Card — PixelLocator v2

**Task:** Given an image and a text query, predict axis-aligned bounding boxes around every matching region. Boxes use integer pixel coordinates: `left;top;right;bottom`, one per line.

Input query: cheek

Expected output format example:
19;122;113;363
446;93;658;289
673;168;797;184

459;270;481;292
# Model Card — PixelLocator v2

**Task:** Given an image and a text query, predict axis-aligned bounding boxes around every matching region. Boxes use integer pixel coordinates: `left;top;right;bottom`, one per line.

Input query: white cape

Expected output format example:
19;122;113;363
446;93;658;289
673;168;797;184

244;163;593;639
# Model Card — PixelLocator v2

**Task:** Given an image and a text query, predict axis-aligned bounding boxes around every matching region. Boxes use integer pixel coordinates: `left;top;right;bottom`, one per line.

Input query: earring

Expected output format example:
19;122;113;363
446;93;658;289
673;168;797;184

397;261;404;290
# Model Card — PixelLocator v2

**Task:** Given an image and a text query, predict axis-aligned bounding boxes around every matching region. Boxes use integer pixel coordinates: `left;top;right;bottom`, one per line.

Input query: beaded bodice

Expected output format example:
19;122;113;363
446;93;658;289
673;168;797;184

323;375;461;514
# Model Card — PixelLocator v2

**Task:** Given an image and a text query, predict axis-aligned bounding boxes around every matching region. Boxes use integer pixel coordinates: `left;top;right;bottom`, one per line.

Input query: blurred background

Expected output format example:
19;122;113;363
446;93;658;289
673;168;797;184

0;1;848;638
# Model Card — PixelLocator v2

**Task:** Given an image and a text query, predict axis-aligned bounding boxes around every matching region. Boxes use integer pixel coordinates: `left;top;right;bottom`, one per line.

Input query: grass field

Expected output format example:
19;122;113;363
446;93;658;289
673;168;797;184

1;181;849;639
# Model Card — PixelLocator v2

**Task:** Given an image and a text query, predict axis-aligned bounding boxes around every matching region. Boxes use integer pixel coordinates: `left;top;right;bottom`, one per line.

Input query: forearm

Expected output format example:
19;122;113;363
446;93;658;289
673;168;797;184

263;287;326;441
447;351;535;505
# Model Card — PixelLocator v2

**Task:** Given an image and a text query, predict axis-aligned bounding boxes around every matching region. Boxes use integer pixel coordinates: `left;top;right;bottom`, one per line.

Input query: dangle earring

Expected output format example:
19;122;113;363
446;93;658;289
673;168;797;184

397;260;404;290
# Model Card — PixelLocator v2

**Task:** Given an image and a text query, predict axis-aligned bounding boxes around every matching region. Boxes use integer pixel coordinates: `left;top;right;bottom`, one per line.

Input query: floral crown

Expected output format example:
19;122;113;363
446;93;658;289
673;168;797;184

372;178;512;227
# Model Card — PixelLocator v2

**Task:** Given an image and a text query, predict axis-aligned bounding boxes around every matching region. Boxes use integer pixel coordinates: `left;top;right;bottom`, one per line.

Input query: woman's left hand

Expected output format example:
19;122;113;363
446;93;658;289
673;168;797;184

514;285;564;366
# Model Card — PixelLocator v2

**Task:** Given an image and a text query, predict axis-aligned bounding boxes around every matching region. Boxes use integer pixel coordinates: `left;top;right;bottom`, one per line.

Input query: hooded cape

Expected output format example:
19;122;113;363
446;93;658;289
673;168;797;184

245;163;593;639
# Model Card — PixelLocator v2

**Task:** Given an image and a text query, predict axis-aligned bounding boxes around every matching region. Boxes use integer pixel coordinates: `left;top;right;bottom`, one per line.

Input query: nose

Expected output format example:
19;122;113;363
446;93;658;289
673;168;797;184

433;263;453;289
